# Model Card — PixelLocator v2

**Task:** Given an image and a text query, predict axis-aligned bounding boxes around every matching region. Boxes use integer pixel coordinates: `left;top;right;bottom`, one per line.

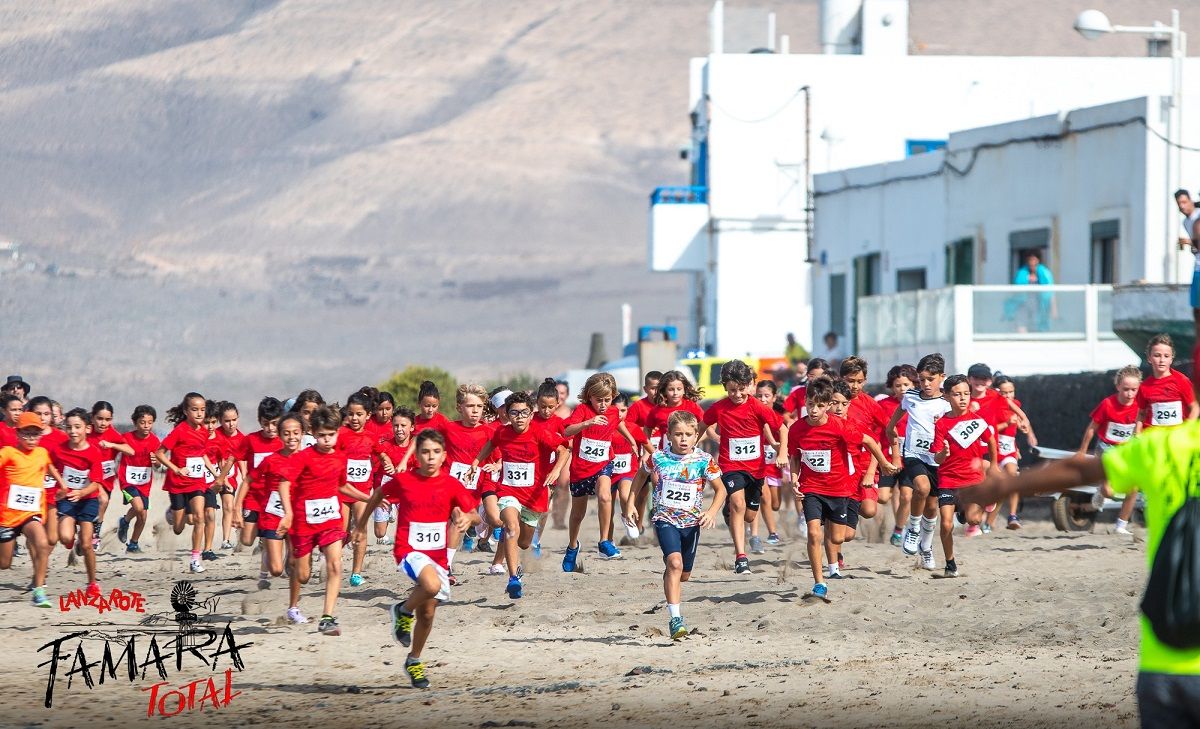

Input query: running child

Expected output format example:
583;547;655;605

116;405;160;552
353;429;479;689
1077;365;1141;524
337;391;378;586
701;359;786;575
54;408;106;596
28;396;68;549
634;371;702;517
367;390;396;445
88;400;133;548
783;358;829;419
840;356;890;562
251;413;303;606
373;406;417;544
414;380;450;434
645;409;727;639
822;379;878;578
751;379;787;546
531;378;568;556
985;374;1038;532
199;403;225;561
604;393;648;544
562;373;640;567
929;374;995;575
887;353;951;557
470;391;569;597
279;405;371;636
157;392;213;573
289;389;326;449
0;412;60;607
231;397;285;552
788;377;894;598
0;394;23;447
215;401;246;550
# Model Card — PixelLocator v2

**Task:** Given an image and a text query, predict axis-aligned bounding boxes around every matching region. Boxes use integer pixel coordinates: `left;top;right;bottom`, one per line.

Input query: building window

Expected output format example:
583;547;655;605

945;238;974;285
1009;228;1051;280
897;268;926;292
906;139;947;157
1090;219;1119;284
853;253;881;299
830;274;846;338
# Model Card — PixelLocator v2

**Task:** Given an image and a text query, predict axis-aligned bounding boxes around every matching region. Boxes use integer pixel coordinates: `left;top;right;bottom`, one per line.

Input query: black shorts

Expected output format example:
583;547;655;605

902;458;939;489
169;490;206;511
570;462;614;498
204;489;219;510
878;469;910;488
722;471;763;514
241;508;259;524
801;493;850;525
258;529;284;541
845;497;861;529
935;487;960;508
0;517;40;542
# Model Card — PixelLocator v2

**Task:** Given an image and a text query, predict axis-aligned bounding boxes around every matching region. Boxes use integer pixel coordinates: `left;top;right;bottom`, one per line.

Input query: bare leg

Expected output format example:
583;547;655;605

321;540;343;617
726;490;747;556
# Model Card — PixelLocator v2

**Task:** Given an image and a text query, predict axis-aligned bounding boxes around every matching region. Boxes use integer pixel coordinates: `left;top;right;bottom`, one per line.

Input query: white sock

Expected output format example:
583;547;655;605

918;516;937;552
667;603;681;619
906;514;920;531
447;548;456;568
1115;518;1129;529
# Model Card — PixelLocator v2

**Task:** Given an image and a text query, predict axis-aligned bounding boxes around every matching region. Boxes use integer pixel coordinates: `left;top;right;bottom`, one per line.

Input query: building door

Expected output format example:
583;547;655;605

852;253;881;352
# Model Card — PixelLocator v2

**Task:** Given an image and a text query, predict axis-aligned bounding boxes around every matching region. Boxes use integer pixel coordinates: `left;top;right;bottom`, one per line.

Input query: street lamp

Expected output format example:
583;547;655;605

1074;8;1187;283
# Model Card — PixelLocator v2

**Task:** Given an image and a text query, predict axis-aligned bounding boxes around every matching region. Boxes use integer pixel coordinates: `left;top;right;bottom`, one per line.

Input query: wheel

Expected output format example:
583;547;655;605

1051;494;1096;532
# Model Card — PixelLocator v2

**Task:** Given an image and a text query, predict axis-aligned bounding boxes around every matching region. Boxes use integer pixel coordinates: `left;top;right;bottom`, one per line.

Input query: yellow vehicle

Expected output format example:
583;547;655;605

679;356;760;398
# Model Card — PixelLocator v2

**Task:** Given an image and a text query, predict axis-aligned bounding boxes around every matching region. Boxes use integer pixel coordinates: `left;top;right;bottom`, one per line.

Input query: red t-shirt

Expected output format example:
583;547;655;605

336;426;376;498
239;430;283;483
373;439;416;490
414;412;450;435
53;443;106;500
0;423;16;449
488;424;564;511
161;422;209;494
787;416;861;497
645;400;706;449
784;387;807;418
611;426;648;481
565;402;623;480
533;413;567;475
217;429;247;489
1090;394;1139;446
625;398;654;430
991;398;1022;457
845;392;888;477
86;429;122;489
435;419;498;494
877;395;908;462
931;412;991;489
39;429;69;502
287;447;348;535
1136;369;1195;427
365;417;392;445
119;431;161;490
702;397;781;478
254;450;302;531
382;470;476;570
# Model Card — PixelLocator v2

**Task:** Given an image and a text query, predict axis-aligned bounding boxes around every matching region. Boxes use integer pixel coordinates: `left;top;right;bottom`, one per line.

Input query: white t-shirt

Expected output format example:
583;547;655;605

1182;208;1200;271
900;389;952;466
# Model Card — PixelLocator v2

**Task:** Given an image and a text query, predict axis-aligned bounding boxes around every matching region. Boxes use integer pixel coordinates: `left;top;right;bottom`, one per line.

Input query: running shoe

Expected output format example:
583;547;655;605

624;521;640;541
201;550;217;561
506;575;523;599
1115;525;1134;535
448;571;459;587
86;581;102;599
126;541;141;553
980;523;992;535
461;533;475;552
733;555;752;574
220;540;234;550
72;538;82;557
825;565;843;579
189;560;206;574
377;536;393;546
669;616;689;640
257;576;271;590
919;550;936;570
487;564;506;575
117;516;130;544
91;535;101;551
562;543;580;572
531;540;542;559
837;552;845;571
390;603;414;647
14;542;25;557
31;586;51;608
598;540;622;559
901;527;920;555
317;616;340;636
349;573;365;587
889;530;902;547
964;524;982;537
954;509;965;525
749;535;766;554
944;559;959;578
766;532;781;546
286;606;308;624
405;658;430;689
1007;515;1022;530
811;582;828;598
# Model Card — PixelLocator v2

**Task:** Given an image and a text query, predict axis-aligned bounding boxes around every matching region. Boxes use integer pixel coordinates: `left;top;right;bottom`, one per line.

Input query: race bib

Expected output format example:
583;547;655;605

184;457;205;479
997;434;1017;454
304;496;340;525
1105;421;1134;443
729;436;761;461
659;479;696;509
265;491;286;518
101;459;117;480
124;466;151;485
578;437;611;463
948;419;985;449
253;452;271;468
611;453;632;474
43;473;55;489
801;449;832;474
502;461;535;488
408;521;447;550
907;429;933;455
7;484;42;512
764;444;778;462
346;458;371;483
62;466;90;490
449;461;480;490
1151;401;1183;427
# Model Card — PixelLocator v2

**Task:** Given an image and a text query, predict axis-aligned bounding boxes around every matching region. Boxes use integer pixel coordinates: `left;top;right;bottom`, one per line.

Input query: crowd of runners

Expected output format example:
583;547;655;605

0;332;1195;688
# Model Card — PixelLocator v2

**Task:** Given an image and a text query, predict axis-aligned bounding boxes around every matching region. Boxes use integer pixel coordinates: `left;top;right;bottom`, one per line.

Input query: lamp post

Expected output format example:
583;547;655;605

1075;9;1187;283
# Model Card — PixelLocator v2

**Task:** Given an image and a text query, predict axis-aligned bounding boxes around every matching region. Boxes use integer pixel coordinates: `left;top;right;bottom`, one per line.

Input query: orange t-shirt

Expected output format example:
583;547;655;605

0;445;51;527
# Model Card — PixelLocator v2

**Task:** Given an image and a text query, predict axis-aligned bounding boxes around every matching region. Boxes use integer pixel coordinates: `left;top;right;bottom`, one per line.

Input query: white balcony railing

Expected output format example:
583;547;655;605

855;285;1137;376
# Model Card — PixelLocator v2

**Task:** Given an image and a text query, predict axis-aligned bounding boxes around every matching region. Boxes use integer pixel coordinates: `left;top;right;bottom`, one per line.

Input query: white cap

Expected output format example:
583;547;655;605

490;390;513;409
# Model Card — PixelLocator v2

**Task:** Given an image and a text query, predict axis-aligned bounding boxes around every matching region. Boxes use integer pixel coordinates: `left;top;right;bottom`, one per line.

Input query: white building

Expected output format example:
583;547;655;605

648;0;1200;360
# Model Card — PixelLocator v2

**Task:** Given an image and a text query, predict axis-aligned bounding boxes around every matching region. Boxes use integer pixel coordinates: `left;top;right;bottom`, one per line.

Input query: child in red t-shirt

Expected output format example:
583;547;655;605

372;406;416;545
116;404;160;553
931;375;996;577
1078;365;1142;527
156;392;213;573
54;408;106;596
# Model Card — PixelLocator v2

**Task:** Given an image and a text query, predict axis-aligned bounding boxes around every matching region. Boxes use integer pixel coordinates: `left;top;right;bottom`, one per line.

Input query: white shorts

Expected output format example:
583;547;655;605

399;551;450;602
998;455;1019;469
497;495;544;527
372;505;391;523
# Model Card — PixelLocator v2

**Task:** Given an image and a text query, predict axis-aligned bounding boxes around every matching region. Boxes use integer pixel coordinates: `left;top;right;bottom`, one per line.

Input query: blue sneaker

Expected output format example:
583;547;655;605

462;533;476;552
812;582;828;598
668;616;688;640
889;531;903;547
506;576;523;599
491;527;503;542
562;543;580;572
598;540;622;559
349;573;365;587
532;540;543;559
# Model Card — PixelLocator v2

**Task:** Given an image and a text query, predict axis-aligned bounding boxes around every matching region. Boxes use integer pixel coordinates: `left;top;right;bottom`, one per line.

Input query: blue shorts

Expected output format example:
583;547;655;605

570;461;614;498
121;485;149;505
654;521;700;573
57;497;100;523
1191;268;1200;308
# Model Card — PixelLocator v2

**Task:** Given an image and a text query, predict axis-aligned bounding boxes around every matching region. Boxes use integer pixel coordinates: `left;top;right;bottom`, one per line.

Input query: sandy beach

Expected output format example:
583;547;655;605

3;486;1144;729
